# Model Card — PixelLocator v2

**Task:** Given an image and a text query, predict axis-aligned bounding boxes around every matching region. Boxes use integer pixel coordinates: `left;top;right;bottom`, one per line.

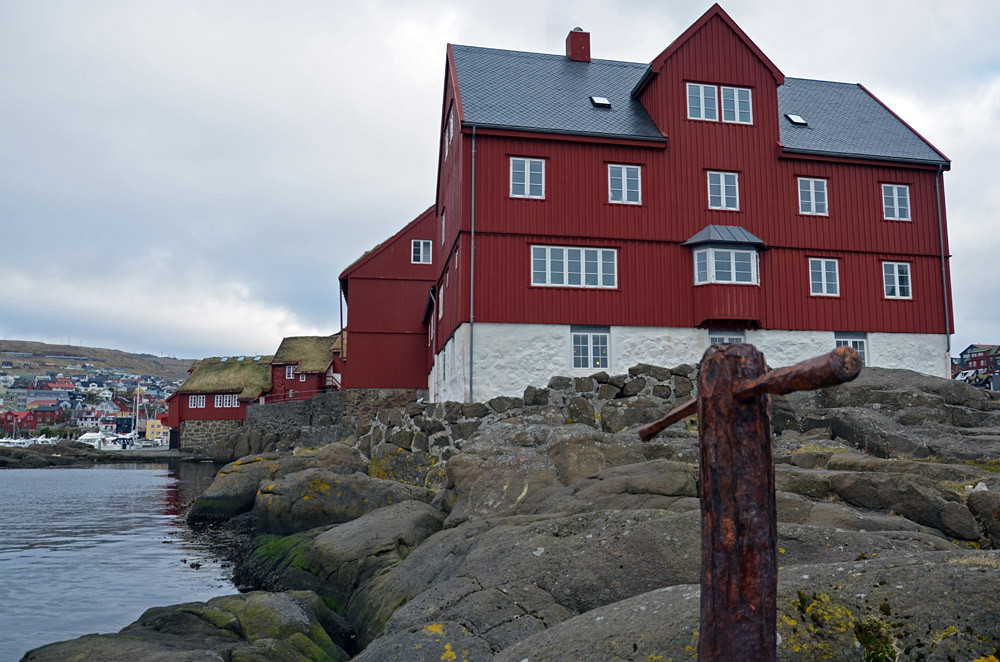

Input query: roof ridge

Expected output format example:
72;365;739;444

450;43;647;68
783;76;859;87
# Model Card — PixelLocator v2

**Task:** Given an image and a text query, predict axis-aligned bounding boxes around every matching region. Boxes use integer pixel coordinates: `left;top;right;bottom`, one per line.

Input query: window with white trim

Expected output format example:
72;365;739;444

531;245;617;288
721;86;752;124
285;366;294;380
188;395;205;408
707;171;739;210
809;258;839;296
437;281;444;319
440;211;445;245
687;83;718;121
572;326;609;370
289;389;294;398
882;184;910;221
709;330;745;345
299;374;306;382
799;177;828;215
608;164;641;204
883;262;912;299
694;247;758;285
214;394;238;408
835;332;868;365
510;157;544;198
411;239;432;264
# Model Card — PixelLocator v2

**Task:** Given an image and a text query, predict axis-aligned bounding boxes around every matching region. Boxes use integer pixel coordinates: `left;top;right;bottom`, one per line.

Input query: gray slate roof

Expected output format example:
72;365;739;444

777;78;947;165
450;45;947;165
450;45;665;141
682;225;767;248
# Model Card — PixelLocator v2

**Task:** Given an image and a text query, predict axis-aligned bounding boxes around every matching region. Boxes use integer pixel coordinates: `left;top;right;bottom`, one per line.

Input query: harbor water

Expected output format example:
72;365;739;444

0;463;237;659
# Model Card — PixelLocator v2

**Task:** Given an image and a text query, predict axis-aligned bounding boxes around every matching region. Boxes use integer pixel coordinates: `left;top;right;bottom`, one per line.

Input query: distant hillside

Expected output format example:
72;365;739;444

0;339;195;380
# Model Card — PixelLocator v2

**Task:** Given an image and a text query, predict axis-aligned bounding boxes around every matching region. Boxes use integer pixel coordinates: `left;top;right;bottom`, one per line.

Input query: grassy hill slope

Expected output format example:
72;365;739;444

0;339;195;380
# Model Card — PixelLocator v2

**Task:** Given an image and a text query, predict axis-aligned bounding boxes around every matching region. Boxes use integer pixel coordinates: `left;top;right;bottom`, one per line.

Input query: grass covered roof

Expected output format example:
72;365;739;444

178;355;273;399
273;334;339;372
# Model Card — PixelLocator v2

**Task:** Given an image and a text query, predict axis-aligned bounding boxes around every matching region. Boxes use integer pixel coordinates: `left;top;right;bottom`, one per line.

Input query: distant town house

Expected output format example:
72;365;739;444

165;355;273;452
266;334;342;403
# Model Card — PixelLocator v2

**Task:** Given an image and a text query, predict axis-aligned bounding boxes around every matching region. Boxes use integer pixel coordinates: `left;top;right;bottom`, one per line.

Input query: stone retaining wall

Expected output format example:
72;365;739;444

180;419;243;454
217;364;698;486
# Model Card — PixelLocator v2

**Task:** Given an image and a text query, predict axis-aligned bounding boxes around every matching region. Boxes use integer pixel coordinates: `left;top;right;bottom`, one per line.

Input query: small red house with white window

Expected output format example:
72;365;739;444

341;4;953;402
165;355;272;451
267;334;342;403
338;206;439;389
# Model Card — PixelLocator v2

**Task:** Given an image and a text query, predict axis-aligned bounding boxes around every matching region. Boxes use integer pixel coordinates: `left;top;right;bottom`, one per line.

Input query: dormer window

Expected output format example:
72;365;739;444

688;83;752;125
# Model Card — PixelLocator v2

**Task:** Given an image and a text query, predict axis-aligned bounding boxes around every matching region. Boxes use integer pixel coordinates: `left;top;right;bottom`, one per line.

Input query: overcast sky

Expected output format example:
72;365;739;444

0;1;996;360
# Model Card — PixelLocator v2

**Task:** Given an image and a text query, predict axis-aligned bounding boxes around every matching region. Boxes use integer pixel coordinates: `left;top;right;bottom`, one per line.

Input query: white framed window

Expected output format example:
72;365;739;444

411;239;432;264
188;395;205;408
882;184;910;221
883;261;912;299
437;283;444;319
299;374;306;382
709;330;745;345
531;245;617;288
510;157;545;198
707;171;739;210
687;83;718;121
694;247;759;285
289;389;294;398
440;211;445;245
227;394;237;407
572;326;609;370
809;258;839;296
835;332;868;365
721;86;752;124
285;366;294;380
214;395;224;408
799;177;828;215
608;164;641;204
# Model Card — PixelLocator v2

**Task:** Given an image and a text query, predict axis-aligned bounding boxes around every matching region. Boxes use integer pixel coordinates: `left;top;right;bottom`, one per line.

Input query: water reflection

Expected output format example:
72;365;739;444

0;463;237;659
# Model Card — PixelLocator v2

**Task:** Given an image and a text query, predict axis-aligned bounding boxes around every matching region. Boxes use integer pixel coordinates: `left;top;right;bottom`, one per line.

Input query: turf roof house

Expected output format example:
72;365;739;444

165;355;273;450
341;4;953;403
266;334;343;403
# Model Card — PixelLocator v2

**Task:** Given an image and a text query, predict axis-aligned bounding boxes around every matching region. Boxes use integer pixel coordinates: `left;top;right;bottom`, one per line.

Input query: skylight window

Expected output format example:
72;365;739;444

220;357;229;362
785;113;807;125
590;96;611;108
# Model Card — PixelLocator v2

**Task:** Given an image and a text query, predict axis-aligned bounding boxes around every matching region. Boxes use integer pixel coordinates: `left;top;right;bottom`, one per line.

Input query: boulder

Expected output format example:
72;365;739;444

967;490;1000;544
245;501;445;616
829;472;980;539
188;453;314;524
313;442;367;475
254;469;435;535
22;591;349;662
493;552;1000;662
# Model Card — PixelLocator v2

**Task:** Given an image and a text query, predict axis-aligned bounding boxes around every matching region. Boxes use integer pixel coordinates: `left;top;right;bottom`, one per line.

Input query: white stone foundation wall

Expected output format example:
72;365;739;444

430;323;950;402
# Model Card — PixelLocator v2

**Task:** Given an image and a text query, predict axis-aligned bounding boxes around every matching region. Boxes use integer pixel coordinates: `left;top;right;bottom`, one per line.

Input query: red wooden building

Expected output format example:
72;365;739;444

339;206;439;389
266;334;342;403
165;355;273;449
3;410;36;434
342;4;953;402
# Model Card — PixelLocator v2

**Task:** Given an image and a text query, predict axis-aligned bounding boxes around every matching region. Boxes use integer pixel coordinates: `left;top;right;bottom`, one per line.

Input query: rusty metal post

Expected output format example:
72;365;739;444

697;343;776;662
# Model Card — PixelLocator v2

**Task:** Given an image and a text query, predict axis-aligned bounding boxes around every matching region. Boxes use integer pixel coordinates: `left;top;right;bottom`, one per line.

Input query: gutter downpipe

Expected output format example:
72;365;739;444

934;163;951;358
469;126;477;403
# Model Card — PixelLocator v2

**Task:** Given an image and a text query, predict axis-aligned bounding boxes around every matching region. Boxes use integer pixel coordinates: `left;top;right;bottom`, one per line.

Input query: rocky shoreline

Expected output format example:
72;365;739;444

0;440;200;468
21;366;1000;661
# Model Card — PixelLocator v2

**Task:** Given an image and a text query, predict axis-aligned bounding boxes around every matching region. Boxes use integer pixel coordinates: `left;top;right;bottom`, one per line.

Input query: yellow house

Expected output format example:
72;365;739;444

146;418;166;441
